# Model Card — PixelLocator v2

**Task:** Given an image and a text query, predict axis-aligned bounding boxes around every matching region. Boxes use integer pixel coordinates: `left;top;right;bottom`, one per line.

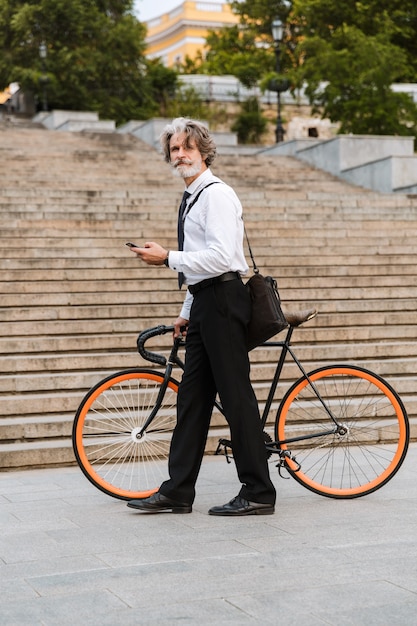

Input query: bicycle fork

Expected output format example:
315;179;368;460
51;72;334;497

136;338;183;439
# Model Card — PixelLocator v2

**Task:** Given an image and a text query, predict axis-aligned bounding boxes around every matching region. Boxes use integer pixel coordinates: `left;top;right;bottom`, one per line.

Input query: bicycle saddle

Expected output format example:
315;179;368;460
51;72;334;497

284;308;317;328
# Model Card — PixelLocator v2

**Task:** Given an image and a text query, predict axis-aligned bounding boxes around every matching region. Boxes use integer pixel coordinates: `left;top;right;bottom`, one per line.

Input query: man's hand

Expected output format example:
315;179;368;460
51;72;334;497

174;317;189;338
129;242;168;266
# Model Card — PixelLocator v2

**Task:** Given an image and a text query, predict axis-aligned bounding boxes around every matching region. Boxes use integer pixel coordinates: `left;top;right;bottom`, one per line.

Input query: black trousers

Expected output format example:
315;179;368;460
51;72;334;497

159;277;276;506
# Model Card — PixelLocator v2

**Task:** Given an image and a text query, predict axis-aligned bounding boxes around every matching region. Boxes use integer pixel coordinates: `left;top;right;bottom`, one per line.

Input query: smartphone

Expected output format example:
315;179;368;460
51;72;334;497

125;242;141;248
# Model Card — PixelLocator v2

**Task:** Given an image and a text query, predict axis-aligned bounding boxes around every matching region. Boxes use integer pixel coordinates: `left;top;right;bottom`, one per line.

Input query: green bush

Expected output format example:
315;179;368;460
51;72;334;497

231;96;268;144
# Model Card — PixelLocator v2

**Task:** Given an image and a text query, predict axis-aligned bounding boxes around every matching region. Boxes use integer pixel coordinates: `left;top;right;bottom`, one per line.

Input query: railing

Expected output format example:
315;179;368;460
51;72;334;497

196;2;223;11
179;74;306;105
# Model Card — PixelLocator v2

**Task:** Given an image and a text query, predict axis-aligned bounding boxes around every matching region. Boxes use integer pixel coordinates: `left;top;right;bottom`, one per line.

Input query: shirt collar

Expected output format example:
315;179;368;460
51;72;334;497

185;168;213;196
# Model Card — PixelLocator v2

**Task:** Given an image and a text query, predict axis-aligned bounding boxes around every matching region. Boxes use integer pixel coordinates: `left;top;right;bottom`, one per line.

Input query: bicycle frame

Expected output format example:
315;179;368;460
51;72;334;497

259;326;343;444
138;325;342;448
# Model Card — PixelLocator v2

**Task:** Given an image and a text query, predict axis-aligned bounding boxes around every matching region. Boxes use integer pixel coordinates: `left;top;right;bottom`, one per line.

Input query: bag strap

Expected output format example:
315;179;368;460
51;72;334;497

244;225;259;274
182;181;221;221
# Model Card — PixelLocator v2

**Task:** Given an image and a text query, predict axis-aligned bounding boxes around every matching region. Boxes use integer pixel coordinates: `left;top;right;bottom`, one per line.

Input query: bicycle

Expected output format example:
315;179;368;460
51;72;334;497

72;308;409;501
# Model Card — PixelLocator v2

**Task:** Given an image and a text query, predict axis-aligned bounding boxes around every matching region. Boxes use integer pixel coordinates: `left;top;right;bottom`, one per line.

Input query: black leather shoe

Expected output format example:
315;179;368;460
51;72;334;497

208;496;274;516
127;491;192;514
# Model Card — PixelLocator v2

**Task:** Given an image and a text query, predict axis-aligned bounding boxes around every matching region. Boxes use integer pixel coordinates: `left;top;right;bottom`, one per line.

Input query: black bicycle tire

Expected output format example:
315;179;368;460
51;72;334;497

72;368;179;500
275;364;409;499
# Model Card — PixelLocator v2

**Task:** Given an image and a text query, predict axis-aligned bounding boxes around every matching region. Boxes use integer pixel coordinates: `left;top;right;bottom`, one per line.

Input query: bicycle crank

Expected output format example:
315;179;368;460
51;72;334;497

215;431;274;463
276;450;301;479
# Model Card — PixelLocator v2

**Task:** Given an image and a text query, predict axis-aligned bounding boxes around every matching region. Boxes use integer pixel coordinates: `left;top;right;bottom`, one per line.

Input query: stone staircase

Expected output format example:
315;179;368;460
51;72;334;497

1;123;417;470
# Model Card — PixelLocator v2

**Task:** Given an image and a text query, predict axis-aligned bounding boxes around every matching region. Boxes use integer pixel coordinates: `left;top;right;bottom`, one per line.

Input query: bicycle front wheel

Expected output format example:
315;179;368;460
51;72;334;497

72;369;179;500
275;365;409;498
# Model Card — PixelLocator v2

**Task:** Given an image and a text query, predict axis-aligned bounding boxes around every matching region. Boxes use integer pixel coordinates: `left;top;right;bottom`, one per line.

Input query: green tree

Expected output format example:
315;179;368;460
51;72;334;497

165;84;210;121
203;25;273;89
0;0;164;123
146;58;179;117
192;0;417;137
182;1;292;87
293;0;417;135
293;0;417;80
229;0;291;38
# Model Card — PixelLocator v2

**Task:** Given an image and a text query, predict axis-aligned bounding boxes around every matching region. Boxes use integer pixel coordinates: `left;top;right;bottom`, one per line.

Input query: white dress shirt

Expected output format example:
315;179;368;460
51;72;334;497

168;168;249;320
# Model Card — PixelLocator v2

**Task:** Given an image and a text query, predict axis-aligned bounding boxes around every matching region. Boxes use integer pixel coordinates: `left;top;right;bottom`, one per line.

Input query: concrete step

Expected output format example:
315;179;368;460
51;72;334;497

0;325;415;360
1;263;416;282
1;273;415;295
1;254;416;271
1;244;415;261
2;415;417;471
1;123;416;470
1;296;415;329
0;340;417;378
2;368;415;419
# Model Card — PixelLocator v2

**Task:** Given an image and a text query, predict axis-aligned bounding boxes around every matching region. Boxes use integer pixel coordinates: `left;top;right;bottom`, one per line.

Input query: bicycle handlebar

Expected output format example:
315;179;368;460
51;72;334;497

137;325;175;366
137;309;318;367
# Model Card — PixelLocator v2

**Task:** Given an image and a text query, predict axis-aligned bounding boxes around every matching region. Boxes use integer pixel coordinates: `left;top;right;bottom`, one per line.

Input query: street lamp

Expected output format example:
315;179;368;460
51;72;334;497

39;41;48;112
271;19;285;143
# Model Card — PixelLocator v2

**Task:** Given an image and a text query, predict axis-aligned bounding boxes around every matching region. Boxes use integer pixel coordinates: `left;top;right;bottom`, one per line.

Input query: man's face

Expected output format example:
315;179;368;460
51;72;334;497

169;131;206;182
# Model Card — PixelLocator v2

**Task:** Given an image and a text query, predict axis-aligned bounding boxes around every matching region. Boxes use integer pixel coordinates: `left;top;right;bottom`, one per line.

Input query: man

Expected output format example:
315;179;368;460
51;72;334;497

127;117;276;516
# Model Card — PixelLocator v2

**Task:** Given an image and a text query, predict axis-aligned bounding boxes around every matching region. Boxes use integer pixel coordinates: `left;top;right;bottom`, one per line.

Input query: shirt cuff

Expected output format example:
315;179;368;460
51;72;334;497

167;250;182;272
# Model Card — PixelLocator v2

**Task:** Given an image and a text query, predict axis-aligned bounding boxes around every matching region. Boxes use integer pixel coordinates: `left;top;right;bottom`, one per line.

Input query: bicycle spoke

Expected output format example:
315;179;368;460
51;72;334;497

276;365;409;498
73;370;178;499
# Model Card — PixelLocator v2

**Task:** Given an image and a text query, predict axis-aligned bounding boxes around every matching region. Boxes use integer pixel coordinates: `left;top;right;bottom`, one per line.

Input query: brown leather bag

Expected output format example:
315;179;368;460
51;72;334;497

246;272;288;350
244;226;288;350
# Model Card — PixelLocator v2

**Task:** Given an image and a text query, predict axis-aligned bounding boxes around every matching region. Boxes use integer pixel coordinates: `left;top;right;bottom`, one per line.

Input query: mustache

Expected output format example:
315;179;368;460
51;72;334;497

173;158;193;167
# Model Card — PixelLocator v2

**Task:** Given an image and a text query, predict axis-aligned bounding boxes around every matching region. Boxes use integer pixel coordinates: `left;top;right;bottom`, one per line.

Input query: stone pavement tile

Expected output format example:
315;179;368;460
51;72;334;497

96;535;259;568
0;498;81;525
0;479;73;502
0;529;74;564
0;590;128;626
0;509;79;535
0;509;18;524
321;602;417;625
0;445;416;625
0;555;109;583
229;580;417;624
336;555;417;594
0;577;39;603
89;598;262;626
24;553;281;600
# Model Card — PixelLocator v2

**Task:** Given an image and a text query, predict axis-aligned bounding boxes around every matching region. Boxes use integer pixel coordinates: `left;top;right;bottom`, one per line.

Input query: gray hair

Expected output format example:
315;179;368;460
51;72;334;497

159;117;217;167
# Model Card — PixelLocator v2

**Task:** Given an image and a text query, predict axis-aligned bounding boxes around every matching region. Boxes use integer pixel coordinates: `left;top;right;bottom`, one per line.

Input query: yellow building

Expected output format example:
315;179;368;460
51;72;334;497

145;1;238;67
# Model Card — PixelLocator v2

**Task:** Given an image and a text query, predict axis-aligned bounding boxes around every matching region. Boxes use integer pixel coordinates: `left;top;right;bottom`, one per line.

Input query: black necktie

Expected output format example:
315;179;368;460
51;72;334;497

177;190;191;289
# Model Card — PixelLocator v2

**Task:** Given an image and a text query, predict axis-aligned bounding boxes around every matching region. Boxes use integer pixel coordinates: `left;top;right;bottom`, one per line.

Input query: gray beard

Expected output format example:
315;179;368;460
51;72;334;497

172;161;202;179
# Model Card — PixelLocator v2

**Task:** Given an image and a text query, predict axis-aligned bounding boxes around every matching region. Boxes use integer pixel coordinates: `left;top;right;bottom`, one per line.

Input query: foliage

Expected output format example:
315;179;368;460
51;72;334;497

146;58;179;117
299;24;417;135
0;0;170;123
293;0;417;135
203;26;274;89
2;0;417;135
229;0;291;37
164;84;210;121
190;0;417;137
293;0;417;81
231;96;268;143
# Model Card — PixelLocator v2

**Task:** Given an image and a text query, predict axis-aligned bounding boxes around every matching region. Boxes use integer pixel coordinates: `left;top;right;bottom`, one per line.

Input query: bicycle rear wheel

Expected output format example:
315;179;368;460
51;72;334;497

72;369;179;500
275;365;409;498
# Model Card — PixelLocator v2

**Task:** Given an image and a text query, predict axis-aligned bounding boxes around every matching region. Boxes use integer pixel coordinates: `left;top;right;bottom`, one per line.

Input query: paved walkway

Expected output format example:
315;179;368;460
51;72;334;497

1;445;417;625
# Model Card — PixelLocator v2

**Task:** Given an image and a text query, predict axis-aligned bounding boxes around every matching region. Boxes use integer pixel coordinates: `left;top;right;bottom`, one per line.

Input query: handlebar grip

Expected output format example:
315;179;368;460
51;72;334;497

137;325;174;366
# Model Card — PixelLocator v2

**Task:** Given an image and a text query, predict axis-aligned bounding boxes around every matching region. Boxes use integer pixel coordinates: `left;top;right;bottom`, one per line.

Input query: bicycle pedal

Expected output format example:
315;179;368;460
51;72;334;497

276;451;301;478
215;438;233;464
